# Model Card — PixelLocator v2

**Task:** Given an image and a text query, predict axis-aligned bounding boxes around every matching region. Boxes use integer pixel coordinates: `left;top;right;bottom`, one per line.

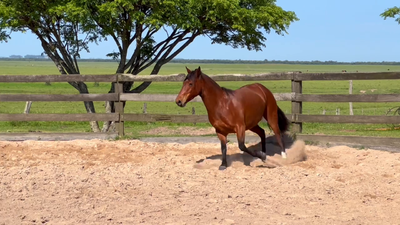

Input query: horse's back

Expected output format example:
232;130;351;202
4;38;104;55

230;83;275;127
235;83;275;102
212;83;277;132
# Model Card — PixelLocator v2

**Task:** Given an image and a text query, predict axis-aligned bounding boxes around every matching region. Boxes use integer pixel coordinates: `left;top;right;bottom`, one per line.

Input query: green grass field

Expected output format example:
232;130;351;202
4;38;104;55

1;60;400;138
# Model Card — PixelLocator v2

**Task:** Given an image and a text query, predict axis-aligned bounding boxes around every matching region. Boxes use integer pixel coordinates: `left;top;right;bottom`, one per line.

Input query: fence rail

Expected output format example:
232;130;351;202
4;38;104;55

0;113;118;122
0;74;117;82
294;94;400;102
3;93;400;103
1;71;400;150
119;93;294;102
0;94;119;102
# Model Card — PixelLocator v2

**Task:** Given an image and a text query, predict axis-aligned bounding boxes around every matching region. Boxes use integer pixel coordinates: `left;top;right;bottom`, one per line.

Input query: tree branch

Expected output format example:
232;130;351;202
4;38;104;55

73;23;81;74
48;19;78;74
136;29;187;74
129;30;200;93
165;31;200;62
124;22;147;72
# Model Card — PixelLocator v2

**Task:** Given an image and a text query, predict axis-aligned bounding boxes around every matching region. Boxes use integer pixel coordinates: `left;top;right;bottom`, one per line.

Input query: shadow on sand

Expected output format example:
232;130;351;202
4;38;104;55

195;134;307;169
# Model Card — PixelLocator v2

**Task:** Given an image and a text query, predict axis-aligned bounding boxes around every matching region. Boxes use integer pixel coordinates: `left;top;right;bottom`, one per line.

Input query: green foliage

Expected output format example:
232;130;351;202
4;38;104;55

196;0;299;51
0;0;103;75
1;0;298;74
88;0;298;72
381;6;400;23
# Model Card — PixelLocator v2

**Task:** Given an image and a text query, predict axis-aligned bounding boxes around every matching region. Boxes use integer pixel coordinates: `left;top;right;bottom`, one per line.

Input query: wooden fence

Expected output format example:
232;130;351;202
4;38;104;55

1;72;400;149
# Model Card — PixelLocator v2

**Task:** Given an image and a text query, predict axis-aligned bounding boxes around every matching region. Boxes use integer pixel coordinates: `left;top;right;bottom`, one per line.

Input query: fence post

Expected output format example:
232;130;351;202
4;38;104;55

115;80;124;136
291;78;303;133
143;103;147;114
192;107;196;126
349;80;354;115
24;101;33;114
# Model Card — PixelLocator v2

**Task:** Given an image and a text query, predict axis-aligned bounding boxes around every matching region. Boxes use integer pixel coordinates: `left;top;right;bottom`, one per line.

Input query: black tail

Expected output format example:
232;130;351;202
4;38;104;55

277;107;290;133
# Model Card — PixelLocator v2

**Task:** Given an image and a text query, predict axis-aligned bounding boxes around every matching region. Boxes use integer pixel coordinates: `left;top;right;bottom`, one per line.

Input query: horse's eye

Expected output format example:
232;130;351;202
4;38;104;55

189;83;193;87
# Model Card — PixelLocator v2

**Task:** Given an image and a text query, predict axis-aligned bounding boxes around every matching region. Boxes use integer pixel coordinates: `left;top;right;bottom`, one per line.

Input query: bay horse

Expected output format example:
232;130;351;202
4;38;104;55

175;67;290;170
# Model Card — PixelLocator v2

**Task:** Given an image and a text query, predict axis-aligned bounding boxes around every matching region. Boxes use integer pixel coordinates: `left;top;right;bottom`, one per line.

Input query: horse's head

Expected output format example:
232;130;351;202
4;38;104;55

175;66;203;107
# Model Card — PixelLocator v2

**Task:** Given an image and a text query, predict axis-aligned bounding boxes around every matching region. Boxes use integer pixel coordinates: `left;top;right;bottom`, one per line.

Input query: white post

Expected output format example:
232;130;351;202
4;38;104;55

24;101;33;114
349;80;354;115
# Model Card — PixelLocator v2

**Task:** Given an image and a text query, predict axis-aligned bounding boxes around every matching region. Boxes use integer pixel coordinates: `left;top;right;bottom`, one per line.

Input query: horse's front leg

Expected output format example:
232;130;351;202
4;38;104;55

236;126;266;162
216;132;228;170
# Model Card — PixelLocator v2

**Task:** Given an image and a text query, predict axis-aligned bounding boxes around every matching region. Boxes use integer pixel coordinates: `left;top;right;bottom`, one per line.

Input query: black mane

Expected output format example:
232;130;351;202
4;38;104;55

221;87;235;95
185;69;234;96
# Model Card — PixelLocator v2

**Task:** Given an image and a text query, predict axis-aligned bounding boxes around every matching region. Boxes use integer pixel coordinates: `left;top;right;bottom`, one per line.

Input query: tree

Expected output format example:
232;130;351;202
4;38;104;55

381;6;400;123
1;0;299;132
0;0;102;131
381;6;400;23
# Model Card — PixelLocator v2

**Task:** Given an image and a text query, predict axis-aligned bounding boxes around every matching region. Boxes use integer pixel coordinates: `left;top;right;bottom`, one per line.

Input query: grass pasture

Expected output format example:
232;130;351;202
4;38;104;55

1;60;400;138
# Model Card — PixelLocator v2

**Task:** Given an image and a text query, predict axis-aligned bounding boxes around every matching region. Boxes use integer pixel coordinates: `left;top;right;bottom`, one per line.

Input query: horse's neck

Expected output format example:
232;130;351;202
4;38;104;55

200;75;226;111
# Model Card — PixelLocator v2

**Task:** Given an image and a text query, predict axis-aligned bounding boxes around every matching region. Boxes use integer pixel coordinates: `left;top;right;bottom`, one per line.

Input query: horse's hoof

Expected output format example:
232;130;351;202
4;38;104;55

259;151;267;162
281;151;287;159
219;165;227;170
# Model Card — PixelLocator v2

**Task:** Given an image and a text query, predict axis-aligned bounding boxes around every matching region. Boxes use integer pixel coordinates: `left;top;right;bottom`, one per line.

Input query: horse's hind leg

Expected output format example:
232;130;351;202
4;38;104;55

236;126;266;161
216;132;228;170
265;110;287;158
250;125;266;153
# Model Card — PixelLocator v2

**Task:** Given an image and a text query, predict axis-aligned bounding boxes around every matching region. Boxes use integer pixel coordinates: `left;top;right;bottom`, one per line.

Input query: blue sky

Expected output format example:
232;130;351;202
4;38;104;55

1;0;399;62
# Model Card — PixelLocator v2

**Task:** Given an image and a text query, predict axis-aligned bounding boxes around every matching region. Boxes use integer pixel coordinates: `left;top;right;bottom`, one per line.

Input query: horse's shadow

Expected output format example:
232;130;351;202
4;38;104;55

196;134;295;167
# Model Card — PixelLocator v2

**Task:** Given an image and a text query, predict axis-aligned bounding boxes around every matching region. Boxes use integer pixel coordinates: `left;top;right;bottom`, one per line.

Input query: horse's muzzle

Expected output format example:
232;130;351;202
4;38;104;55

176;100;185;107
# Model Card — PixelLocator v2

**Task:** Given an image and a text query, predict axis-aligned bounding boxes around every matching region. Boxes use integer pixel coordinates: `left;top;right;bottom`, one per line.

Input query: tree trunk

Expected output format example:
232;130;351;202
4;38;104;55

71;81;101;132
85;101;101;133
101;82;117;132
35;33;101;133
79;83;101;132
102;100;115;132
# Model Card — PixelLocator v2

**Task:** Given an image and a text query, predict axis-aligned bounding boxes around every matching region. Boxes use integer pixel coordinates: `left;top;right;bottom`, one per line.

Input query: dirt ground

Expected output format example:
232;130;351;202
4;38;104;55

1;135;400;224
141;127;216;136
140;127;274;137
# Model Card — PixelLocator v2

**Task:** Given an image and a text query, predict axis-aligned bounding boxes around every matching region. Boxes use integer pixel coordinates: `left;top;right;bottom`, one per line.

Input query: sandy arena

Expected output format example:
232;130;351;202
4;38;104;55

1;135;400;224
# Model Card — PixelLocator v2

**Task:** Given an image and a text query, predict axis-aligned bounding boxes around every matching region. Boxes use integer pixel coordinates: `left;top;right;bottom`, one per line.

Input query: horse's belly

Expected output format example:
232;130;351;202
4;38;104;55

244;115;263;129
209;112;262;134
209;116;236;134
207;91;267;133
243;102;265;129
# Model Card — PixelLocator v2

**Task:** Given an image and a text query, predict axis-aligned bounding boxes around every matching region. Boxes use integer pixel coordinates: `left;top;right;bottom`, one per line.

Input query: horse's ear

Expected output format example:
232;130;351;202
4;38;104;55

186;67;191;74
196;66;202;78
